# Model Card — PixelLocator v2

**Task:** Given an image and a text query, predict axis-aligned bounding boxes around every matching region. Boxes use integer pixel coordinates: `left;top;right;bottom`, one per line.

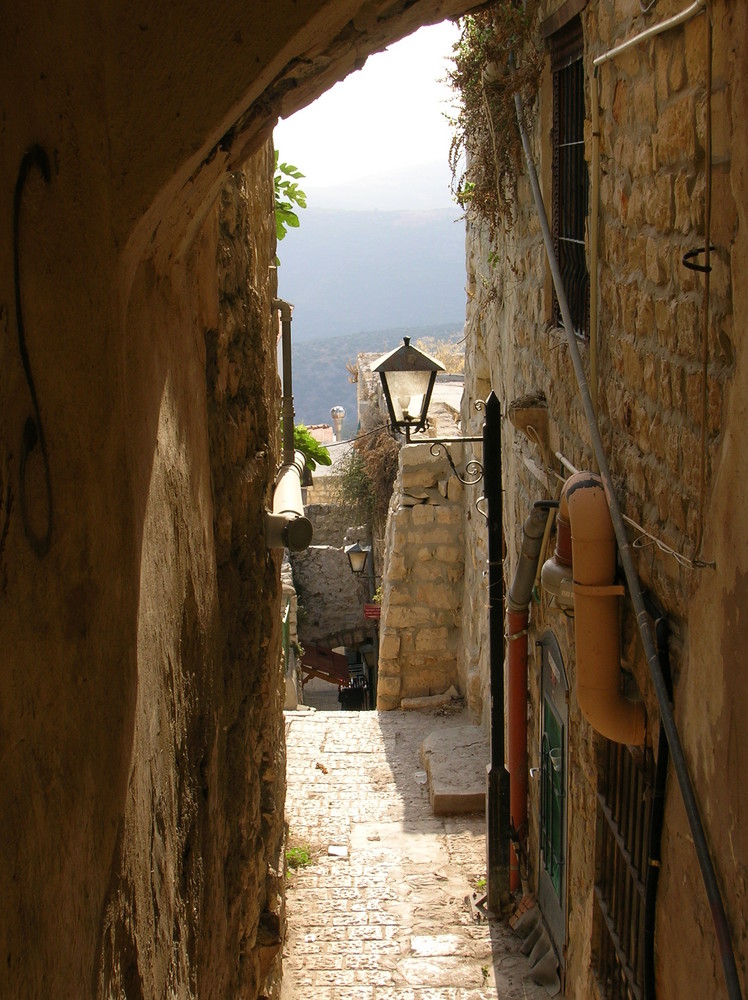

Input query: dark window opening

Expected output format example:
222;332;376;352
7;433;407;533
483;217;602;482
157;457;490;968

551;17;589;337
593;741;654;1000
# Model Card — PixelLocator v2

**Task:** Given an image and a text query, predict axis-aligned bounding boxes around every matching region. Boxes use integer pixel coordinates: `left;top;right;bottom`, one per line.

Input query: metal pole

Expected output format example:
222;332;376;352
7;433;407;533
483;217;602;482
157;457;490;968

274;298;295;465
484;390;511;913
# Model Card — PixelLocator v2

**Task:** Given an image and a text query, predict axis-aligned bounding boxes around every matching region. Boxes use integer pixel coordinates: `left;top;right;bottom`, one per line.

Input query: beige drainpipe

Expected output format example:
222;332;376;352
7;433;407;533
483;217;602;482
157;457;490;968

565;472;646;746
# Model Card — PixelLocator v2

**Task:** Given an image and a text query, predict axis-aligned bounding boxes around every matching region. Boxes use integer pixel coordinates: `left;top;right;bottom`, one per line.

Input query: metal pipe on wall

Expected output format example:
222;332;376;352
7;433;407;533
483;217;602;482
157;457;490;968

266;299;313;552
484;390;511;915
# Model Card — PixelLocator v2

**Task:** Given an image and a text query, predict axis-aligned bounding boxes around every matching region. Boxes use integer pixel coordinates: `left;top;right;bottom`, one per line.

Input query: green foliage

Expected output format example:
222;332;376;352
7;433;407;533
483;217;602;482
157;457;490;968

286;845;312;870
293;423;332;472
274;151;307;245
447;2;542;239
331;429;399;534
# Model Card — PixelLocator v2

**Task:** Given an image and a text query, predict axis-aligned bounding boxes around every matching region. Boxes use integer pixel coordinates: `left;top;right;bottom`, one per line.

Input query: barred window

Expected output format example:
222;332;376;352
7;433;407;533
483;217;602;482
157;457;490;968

551;16;589;337
593;742;653;999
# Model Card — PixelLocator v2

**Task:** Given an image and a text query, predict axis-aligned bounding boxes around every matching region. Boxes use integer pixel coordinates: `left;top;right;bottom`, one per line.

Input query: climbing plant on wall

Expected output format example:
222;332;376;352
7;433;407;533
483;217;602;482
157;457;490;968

447;1;542;239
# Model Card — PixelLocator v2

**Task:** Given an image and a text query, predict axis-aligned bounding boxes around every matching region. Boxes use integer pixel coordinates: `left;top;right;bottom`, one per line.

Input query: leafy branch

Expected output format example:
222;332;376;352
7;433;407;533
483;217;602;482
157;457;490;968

274;151;307;258
294;423;331;472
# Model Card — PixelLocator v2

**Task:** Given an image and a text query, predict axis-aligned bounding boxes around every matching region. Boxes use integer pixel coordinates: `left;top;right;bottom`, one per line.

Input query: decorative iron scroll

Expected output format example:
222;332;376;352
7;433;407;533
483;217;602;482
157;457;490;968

428;441;484;486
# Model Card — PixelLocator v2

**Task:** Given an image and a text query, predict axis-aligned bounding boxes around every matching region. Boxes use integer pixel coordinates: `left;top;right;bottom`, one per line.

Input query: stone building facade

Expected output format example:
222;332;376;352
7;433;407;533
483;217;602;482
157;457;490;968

459;1;747;998
1;2;486;997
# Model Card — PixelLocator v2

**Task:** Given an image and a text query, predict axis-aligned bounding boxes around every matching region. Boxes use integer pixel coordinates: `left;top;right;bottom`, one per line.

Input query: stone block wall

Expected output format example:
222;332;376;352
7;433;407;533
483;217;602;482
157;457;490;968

461;2;746;997
97;149;288;1000
377;441;466;710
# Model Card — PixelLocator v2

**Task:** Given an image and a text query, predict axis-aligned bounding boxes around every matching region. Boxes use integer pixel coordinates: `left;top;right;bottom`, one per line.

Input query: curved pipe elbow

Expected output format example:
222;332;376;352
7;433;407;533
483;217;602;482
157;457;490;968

566;472;646;746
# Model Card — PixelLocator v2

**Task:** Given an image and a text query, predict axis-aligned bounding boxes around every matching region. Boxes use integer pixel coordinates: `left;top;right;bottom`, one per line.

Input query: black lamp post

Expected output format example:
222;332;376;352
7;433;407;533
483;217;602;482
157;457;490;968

372;341;511;915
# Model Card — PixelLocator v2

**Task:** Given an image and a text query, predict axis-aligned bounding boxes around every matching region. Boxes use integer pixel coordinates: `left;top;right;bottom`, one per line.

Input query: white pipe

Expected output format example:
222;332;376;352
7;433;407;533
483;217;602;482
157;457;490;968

266;450;313;551
555;451;579;476
593;0;706;67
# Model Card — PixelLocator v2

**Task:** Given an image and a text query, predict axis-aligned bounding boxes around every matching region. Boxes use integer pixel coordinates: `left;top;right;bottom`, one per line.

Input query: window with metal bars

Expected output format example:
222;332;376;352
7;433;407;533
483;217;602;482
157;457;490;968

593;741;654;1000
551;17;589;337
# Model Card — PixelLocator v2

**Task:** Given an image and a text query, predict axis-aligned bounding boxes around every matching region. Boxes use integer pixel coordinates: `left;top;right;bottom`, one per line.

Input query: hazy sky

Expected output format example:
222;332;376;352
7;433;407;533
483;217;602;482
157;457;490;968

273;19;462;211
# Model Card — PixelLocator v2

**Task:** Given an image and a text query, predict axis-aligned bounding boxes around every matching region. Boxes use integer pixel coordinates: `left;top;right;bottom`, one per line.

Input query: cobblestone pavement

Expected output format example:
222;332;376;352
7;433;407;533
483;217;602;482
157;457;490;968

282;708;549;999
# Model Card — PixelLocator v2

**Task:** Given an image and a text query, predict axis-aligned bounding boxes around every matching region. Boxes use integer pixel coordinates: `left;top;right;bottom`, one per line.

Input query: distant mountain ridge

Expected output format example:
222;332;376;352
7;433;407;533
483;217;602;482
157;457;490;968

291;322;463;434
276;205;466;343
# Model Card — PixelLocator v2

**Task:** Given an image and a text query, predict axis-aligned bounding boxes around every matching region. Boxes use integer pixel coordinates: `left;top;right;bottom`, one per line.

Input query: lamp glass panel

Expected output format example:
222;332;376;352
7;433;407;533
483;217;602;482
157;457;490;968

382;370;433;426
347;547;369;575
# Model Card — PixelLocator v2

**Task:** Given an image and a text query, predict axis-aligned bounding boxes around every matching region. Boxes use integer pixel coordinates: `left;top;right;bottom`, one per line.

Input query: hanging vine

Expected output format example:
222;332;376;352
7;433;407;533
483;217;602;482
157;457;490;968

447;1;542;240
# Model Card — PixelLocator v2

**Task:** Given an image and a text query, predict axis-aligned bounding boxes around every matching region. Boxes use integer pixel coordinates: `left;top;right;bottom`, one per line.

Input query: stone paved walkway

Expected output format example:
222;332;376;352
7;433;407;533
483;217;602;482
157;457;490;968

282;708;549;999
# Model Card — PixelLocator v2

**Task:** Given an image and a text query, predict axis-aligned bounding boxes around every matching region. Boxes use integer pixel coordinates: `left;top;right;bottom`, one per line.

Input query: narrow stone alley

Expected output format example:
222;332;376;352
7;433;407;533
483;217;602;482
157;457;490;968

282;708;549;998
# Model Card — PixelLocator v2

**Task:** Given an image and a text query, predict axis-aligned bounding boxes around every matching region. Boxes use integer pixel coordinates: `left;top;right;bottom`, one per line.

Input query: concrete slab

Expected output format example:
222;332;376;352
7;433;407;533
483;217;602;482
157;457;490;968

420;724;489;815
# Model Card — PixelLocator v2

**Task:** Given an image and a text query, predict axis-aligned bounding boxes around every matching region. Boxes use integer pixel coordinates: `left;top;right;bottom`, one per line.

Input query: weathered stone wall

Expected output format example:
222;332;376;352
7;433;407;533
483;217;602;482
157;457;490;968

97;151;287;999
462;1;746;997
304;502;356;546
0;136;285;996
377;441;466;710
292;544;373;647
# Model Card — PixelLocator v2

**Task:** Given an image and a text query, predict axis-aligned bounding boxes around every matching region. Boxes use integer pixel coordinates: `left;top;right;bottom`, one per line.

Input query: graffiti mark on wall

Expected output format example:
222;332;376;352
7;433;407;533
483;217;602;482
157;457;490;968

13;146;53;557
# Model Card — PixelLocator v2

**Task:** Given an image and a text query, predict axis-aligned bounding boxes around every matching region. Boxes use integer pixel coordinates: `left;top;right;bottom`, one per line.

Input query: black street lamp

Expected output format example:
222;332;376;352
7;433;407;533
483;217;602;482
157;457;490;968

372;337;445;440
372;340;511;916
345;541;371;577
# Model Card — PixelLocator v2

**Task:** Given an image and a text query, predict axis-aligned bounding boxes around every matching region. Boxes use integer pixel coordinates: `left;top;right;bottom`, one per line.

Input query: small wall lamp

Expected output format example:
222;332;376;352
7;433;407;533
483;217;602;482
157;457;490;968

372;335;484;485
345;541;371;576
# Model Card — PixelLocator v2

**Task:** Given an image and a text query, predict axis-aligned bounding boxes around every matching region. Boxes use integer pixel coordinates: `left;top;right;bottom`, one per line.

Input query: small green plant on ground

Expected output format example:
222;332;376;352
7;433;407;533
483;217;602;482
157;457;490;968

286;845;312;870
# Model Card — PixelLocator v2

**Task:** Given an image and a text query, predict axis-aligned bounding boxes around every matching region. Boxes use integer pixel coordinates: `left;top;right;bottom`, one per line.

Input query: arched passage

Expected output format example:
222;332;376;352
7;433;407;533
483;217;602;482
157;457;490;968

1;3;483;998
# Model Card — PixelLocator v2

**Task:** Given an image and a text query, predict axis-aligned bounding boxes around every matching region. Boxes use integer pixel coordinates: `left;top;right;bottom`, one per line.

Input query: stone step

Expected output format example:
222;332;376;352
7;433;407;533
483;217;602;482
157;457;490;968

420;724;489;815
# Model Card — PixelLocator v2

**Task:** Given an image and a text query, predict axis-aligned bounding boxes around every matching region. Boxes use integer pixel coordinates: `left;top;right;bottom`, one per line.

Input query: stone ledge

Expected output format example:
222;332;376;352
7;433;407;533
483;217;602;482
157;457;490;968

420;724;489;816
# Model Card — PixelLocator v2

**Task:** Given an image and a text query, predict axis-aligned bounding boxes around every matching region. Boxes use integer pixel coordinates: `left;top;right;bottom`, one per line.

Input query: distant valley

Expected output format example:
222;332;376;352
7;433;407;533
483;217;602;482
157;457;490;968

276;206;466;343
290;322;463;435
277;203;467;433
